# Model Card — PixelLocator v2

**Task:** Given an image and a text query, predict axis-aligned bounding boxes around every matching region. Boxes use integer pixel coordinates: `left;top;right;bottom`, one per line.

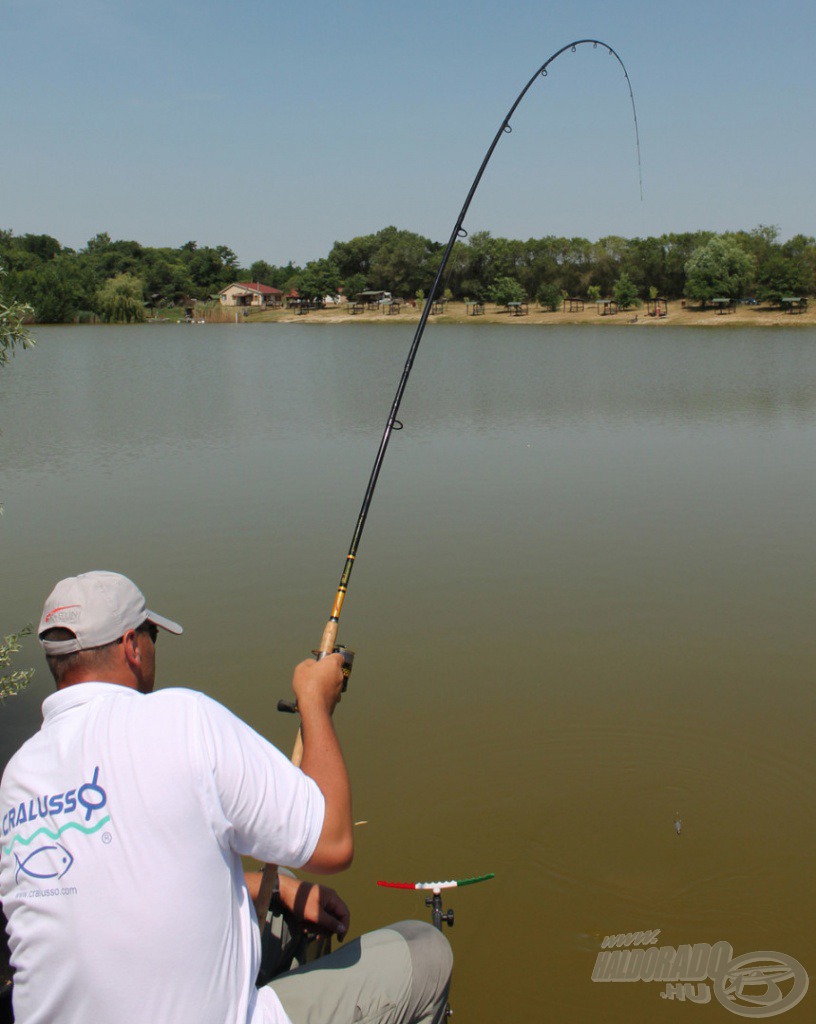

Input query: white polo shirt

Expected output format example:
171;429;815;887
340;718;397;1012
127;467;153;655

0;683;325;1024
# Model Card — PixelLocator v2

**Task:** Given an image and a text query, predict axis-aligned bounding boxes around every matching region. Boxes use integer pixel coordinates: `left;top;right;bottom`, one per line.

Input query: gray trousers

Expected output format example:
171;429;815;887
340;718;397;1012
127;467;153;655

260;914;453;1024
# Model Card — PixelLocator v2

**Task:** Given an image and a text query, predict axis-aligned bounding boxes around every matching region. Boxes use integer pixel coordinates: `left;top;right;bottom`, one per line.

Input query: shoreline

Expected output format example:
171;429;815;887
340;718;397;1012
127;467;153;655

207;299;816;328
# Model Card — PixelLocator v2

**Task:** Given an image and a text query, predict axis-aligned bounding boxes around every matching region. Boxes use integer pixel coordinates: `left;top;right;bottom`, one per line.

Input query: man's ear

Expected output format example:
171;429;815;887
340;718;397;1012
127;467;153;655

121;629;141;669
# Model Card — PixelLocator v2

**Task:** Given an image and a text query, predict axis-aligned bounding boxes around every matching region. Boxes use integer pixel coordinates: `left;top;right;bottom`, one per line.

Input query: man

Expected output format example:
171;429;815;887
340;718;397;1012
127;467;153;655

0;571;451;1024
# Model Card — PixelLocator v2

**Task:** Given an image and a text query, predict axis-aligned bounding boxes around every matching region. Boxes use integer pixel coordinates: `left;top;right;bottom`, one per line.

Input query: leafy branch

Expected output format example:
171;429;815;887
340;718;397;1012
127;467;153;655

1;277;36;702
0;286;34;367
0;625;34;703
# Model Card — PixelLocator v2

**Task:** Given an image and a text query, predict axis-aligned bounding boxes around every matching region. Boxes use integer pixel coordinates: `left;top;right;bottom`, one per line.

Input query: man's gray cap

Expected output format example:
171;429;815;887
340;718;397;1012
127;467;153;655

38;571;183;655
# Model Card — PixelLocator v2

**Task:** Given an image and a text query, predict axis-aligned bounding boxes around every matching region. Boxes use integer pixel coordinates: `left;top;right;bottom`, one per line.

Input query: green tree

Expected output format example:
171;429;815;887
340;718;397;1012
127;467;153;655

536;282;563;311
248;260;277;286
755;252;808;307
367;226;440;296
613;271;639;309
330;227;440;297
620;236;667;296
342;272;368;301
18;233;63;262
551;236;594;297
83;236;145;279
294;259;341;303
462;232;518;296
490;276;525;306
86;232;112;251
329;234;376;279
26;259;96;323
95;274;146;323
1;231;93;321
141;251;194;307
243;260;302;293
729;225;778;291
781;234;816;295
180;244;239;296
441;240;472;298
589;235;628;296
684;237;755;306
663;231;714;298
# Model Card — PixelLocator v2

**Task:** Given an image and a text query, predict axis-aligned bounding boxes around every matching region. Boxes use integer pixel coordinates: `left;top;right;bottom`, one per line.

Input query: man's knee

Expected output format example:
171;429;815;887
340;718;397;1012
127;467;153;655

269;921;452;1024
388;921;453;1011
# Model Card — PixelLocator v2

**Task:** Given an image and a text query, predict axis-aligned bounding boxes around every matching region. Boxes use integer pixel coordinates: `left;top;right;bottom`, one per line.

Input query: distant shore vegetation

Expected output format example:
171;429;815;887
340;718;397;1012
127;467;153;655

1;225;814;324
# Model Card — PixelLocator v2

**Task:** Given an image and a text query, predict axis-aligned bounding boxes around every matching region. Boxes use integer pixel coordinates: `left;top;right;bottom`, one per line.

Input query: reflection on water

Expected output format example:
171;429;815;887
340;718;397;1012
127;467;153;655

1;324;815;1021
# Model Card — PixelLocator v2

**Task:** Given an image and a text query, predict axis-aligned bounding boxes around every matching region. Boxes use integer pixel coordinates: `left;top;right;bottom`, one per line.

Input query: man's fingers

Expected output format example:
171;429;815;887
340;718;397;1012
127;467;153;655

292;655;345;713
302;884;350;938
283;879;351;939
322;889;350;935
313;904;347;938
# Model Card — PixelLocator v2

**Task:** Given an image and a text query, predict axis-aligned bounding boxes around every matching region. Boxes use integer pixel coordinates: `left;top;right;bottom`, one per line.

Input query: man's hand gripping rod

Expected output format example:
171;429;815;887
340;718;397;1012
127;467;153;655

251;613;354;927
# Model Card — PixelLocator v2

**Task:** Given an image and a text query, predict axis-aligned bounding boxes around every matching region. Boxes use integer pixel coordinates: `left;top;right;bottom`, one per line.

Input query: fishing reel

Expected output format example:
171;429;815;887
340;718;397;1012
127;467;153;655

277;645;354;715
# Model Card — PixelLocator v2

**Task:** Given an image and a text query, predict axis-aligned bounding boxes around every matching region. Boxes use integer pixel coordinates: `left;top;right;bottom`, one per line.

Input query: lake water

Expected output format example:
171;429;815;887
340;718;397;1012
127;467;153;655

2;323;815;1021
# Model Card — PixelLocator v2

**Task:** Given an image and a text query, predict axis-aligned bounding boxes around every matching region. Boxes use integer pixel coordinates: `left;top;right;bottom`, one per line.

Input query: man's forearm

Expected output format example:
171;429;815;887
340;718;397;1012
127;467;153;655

299;704;353;873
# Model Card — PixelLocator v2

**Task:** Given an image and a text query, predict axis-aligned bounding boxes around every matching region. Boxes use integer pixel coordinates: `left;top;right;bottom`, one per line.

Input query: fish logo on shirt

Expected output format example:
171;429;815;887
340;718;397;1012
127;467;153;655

14;843;74;884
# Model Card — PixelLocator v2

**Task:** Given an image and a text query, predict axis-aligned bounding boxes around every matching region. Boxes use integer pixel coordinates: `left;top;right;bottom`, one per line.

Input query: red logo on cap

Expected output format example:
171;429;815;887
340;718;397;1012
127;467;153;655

44;604;81;623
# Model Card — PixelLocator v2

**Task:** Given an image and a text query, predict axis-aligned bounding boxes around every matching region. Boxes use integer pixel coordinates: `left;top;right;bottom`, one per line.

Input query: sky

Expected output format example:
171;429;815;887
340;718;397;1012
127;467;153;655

4;0;816;268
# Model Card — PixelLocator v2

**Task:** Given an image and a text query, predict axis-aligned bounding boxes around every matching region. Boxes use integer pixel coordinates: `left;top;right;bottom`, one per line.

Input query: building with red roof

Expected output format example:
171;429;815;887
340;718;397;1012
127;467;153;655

219;282;282;308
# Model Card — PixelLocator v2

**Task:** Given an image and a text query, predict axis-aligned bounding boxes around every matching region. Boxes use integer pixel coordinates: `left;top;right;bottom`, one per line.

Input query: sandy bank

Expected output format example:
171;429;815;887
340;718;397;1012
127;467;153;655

224;299;816;328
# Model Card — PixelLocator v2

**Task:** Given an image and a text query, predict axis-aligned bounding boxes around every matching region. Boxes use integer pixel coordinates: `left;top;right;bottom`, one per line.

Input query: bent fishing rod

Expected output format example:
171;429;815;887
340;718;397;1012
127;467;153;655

280;37;641;699
254;39;641;924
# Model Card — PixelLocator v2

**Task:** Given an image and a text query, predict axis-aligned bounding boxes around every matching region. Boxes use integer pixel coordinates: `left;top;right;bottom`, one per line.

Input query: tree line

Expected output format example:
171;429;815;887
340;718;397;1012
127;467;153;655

1;224;814;323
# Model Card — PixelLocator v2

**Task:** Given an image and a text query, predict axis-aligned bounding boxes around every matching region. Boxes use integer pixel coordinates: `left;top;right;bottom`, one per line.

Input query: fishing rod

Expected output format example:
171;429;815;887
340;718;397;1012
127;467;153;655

277;37;641;708
255;38;641;925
